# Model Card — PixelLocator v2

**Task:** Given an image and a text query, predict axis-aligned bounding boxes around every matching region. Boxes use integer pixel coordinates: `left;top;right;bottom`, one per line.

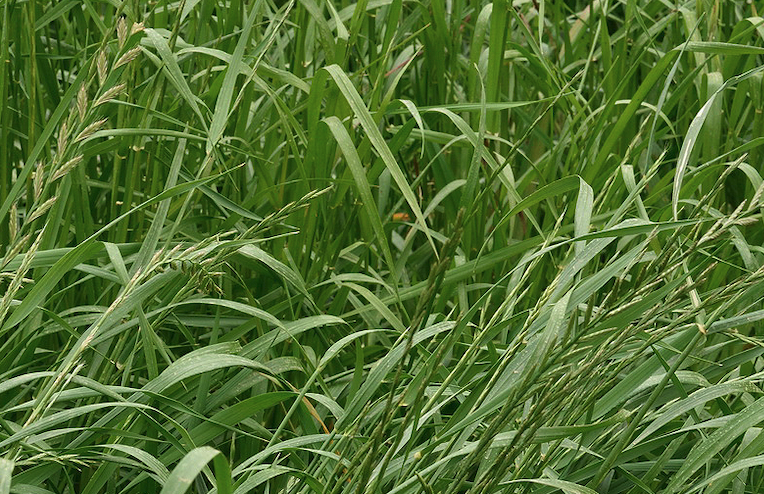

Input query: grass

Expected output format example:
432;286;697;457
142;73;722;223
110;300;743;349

2;0;764;493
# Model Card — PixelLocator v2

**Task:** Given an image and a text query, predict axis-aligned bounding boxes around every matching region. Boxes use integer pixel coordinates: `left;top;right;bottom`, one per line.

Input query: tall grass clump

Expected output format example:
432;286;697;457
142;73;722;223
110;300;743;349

3;0;764;493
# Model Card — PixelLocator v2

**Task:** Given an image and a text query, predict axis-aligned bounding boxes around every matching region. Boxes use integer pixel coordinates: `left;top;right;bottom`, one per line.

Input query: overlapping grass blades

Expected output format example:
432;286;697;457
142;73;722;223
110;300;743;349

2;1;764;494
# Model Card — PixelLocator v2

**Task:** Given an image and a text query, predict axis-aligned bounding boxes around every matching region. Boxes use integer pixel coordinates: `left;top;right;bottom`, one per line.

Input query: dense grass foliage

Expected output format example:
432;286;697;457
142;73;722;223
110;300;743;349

4;0;764;492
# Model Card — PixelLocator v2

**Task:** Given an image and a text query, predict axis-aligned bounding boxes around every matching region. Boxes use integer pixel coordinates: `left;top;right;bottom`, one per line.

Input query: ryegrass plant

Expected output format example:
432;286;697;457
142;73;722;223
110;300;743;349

3;1;764;493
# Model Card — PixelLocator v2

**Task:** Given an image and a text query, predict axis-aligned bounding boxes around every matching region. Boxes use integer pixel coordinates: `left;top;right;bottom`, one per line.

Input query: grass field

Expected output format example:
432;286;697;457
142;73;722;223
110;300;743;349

3;0;764;493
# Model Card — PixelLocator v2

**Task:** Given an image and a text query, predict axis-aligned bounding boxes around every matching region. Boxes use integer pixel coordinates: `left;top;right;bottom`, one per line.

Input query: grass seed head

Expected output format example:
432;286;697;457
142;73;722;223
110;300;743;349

130;21;145;35
117;17;128;49
56;122;68;158
97;49;108;85
8;202;18;244
115;47;142;68
1;233;29;267
28;197;57;223
95;83;126;107
33;162;44;200
77;84;88;121
51;155;84;182
749;181;764;211
75;118;108;142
